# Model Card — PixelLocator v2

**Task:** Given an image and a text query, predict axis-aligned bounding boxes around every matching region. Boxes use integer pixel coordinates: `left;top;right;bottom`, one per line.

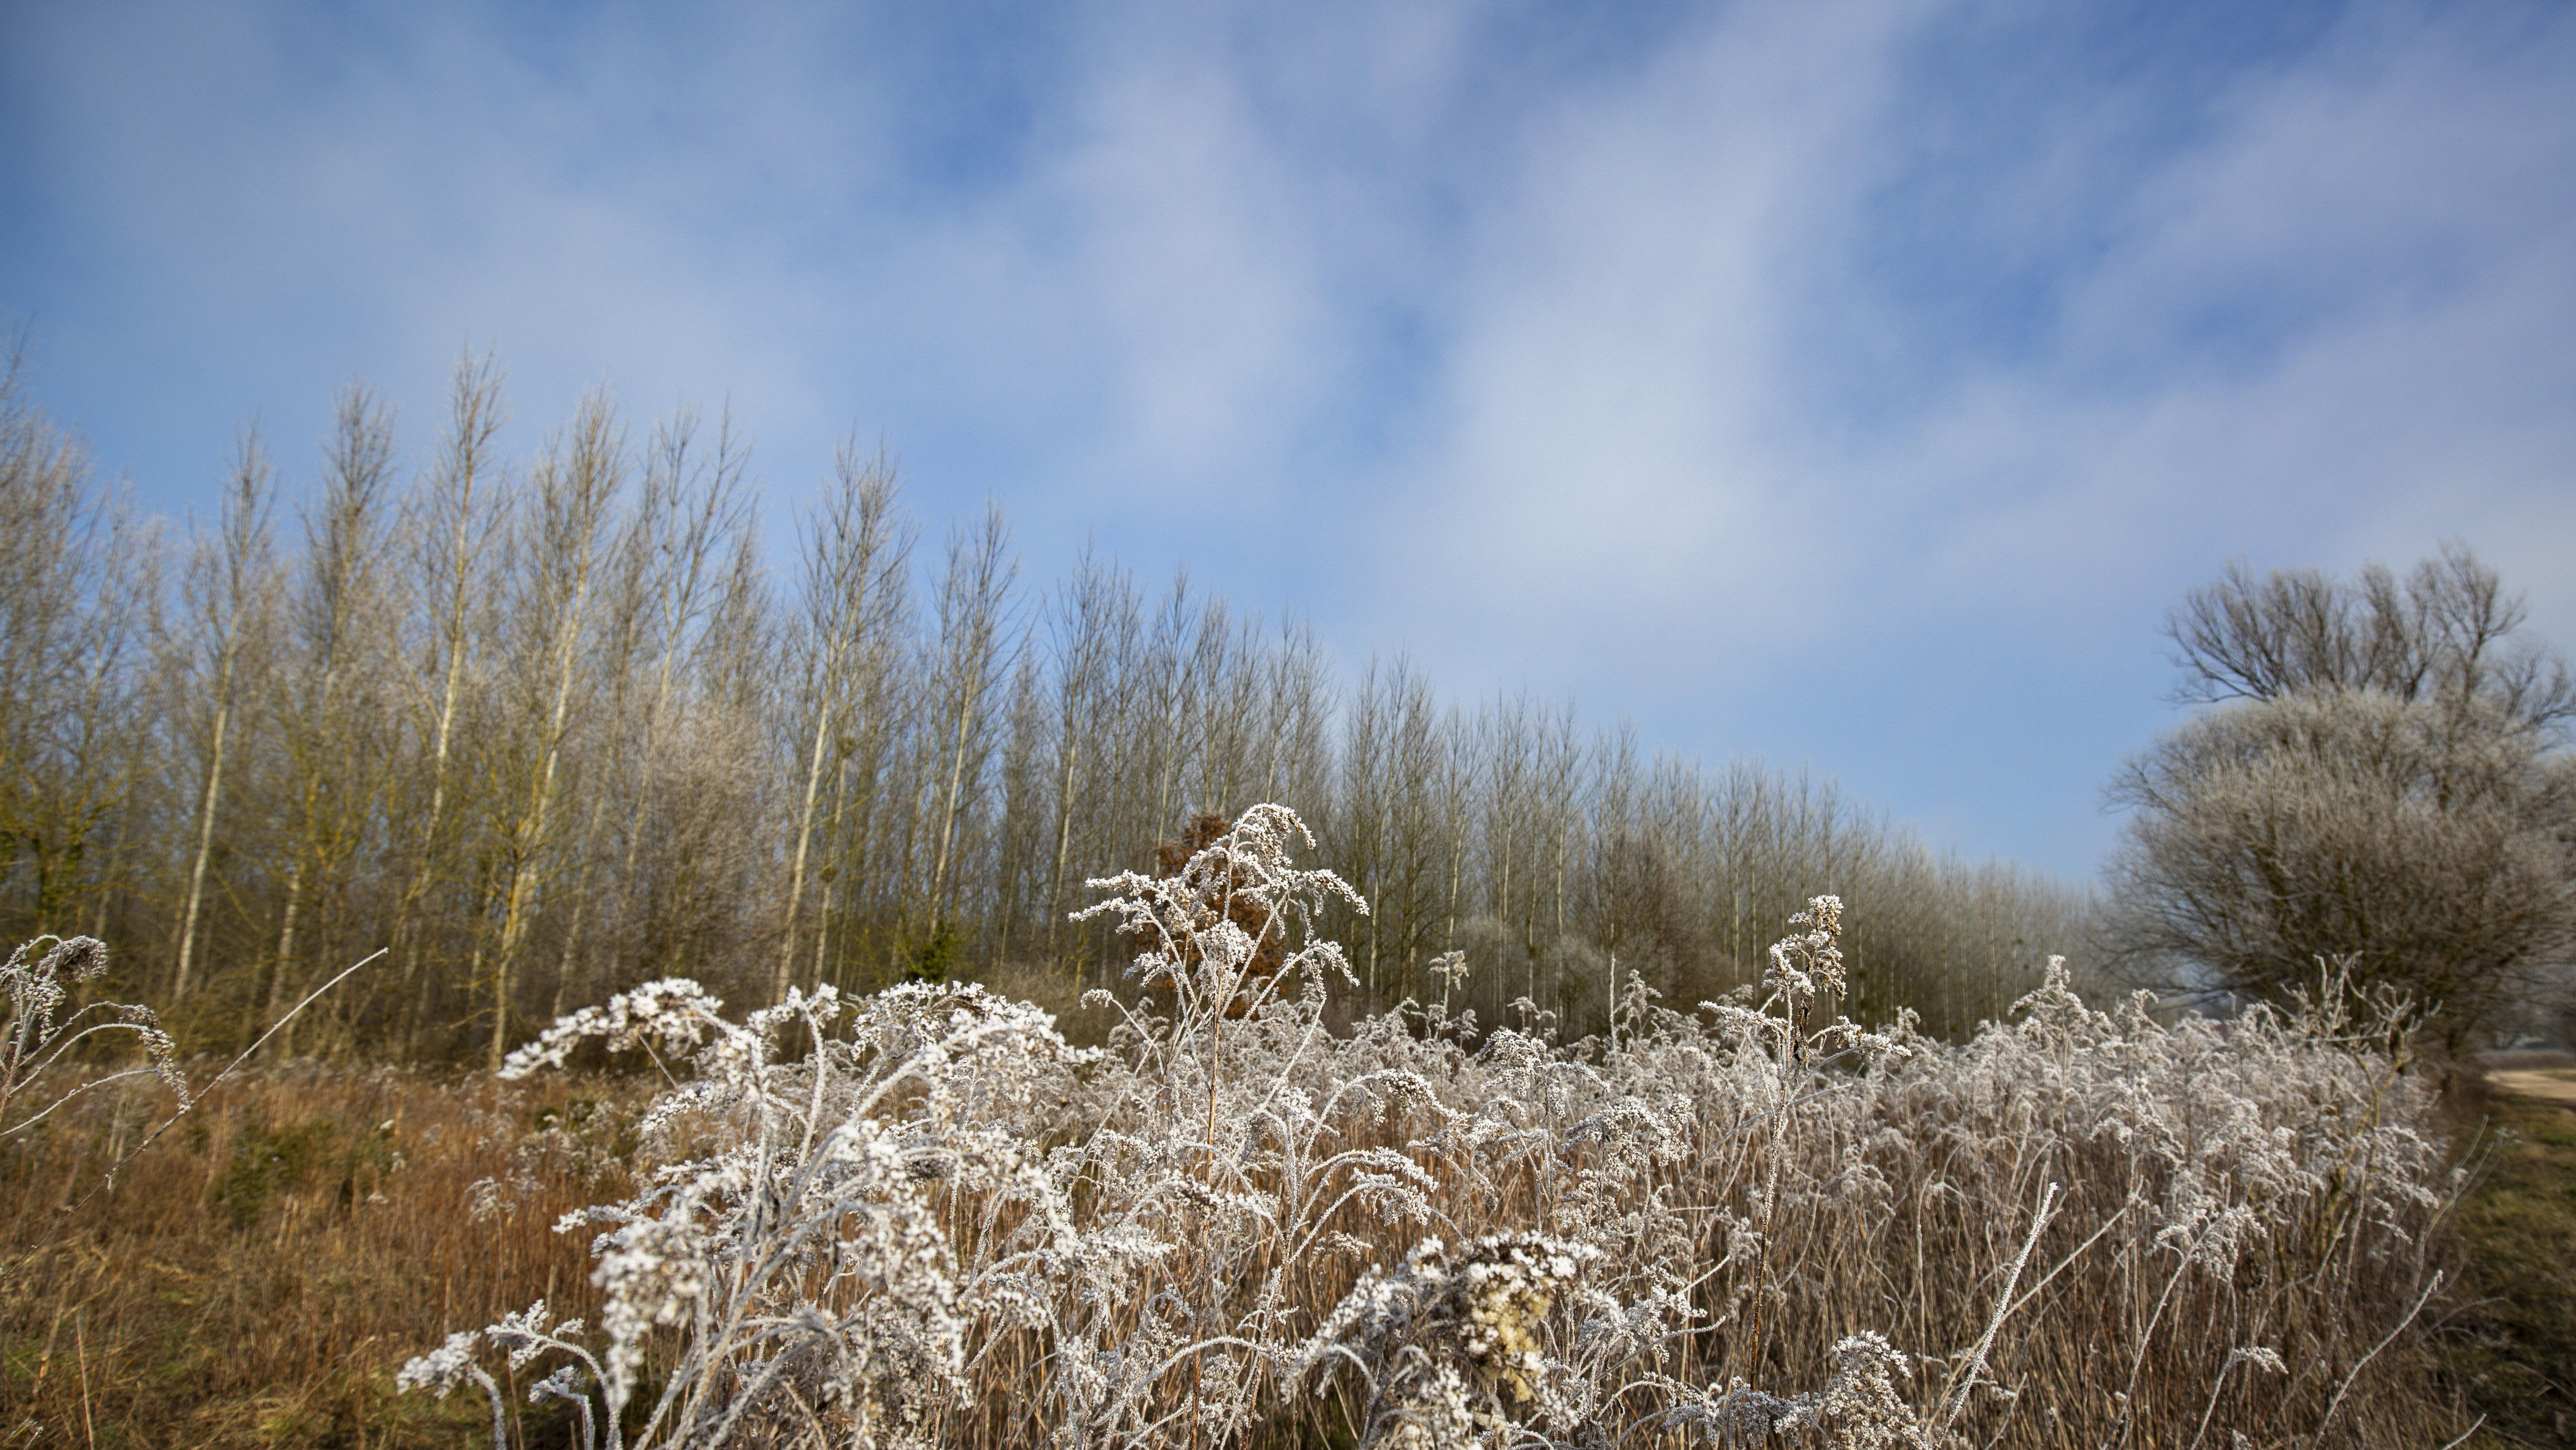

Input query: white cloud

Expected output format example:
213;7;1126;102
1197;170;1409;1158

1901;4;2576;621
5;0;2573;874
1370;3;1939;671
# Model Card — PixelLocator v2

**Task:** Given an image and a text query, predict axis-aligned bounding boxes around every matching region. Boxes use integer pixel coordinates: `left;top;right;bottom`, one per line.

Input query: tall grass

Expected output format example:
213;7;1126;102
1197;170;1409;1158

387;805;2463;1447
0;1065;630;1445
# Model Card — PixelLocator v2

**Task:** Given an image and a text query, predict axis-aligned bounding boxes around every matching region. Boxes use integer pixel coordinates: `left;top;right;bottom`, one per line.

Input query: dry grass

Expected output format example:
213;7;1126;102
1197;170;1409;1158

0;1034;2478;1449
0;1066;640;1447
0;810;2492;1448
379;813;2474;1448
0;999;2474;1450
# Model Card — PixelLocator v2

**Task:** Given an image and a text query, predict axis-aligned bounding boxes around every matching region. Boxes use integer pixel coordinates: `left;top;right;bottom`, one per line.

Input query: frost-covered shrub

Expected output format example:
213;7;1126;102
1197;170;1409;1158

407;804;2462;1447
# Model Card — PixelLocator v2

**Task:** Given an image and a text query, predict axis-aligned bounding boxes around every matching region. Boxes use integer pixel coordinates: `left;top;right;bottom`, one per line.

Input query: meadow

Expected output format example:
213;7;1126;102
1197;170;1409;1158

0;808;2480;1447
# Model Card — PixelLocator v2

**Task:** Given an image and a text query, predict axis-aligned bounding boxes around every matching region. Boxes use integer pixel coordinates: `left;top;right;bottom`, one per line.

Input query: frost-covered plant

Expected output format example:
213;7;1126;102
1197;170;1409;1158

397;1328;509;1449
405;974;1094;1447
1290;1232;1605;1443
1072;801;1368;1149
0;935;186;1142
3;933;376;1207
407;805;2465;1448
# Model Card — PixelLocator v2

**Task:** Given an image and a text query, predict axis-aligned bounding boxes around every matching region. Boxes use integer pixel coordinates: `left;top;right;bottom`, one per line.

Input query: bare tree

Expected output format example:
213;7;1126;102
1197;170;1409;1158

913;505;1017;958
593;406;756;989
2167;543;2574;731
389;354;507;1056
170;431;277;1003
2108;686;2576;1047
777;446;910;1001
1038;549;1130;969
483;394;622;1067
0;349;163;942
259;386;402;1053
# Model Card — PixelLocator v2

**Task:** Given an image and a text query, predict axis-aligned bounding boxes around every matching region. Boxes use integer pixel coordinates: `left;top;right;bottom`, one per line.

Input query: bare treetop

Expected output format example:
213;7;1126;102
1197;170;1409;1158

2165;542;2575;732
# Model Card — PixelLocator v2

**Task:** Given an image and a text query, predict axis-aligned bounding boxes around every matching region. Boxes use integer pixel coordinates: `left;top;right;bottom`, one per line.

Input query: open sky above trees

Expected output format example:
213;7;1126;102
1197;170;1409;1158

4;0;2571;878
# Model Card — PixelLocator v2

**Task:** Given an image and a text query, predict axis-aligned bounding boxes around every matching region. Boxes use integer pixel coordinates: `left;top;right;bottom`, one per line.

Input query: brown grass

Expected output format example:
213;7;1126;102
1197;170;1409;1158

0;996;2490;1448
0;1065;641;1448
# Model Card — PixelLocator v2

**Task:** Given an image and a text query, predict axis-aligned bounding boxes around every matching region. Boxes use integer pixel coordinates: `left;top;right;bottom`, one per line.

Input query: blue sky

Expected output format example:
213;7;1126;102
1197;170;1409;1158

4;0;2572;881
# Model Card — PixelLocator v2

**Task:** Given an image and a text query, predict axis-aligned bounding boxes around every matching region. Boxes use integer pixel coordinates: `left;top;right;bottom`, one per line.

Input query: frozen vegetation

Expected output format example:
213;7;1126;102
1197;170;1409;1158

398;807;2460;1448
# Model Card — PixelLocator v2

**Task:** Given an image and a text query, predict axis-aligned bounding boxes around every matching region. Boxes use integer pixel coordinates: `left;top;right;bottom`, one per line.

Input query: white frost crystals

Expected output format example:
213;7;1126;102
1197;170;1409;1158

0;934;188;1146
401;803;2459;1448
407;970;1092;1449
1289;1232;1606;1443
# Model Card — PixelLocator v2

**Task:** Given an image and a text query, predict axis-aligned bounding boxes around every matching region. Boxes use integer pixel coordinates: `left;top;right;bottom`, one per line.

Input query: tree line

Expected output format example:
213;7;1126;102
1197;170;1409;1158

0;349;2090;1062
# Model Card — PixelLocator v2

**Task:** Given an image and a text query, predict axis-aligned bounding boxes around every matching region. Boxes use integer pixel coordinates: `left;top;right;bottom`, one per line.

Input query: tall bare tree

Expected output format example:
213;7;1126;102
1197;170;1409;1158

1038;549;1131;970
0;351;162;941
259;386;401;1052
914;505;1017;957
170;430;277;1002
392;355;506;1055
777;446;910;1001
484;393;622;1067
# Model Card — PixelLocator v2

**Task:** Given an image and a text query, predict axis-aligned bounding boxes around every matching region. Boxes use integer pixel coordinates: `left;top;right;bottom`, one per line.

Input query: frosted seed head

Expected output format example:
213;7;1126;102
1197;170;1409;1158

395;1331;483;1398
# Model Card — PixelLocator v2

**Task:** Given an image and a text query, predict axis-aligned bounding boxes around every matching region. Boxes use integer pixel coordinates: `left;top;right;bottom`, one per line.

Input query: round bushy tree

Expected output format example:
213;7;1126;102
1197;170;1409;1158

2108;685;2576;1047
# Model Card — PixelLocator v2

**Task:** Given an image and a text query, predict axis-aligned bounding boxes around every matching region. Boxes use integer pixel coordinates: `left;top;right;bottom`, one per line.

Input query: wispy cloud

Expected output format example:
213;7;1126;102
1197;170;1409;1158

3;0;2569;875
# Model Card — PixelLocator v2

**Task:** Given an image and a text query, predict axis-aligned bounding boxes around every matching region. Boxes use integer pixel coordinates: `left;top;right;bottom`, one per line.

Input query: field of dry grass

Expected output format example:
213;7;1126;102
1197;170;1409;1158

0;811;2510;1447
0;998;2480;1448
0;1066;641;1447
0;1041;2509;1450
